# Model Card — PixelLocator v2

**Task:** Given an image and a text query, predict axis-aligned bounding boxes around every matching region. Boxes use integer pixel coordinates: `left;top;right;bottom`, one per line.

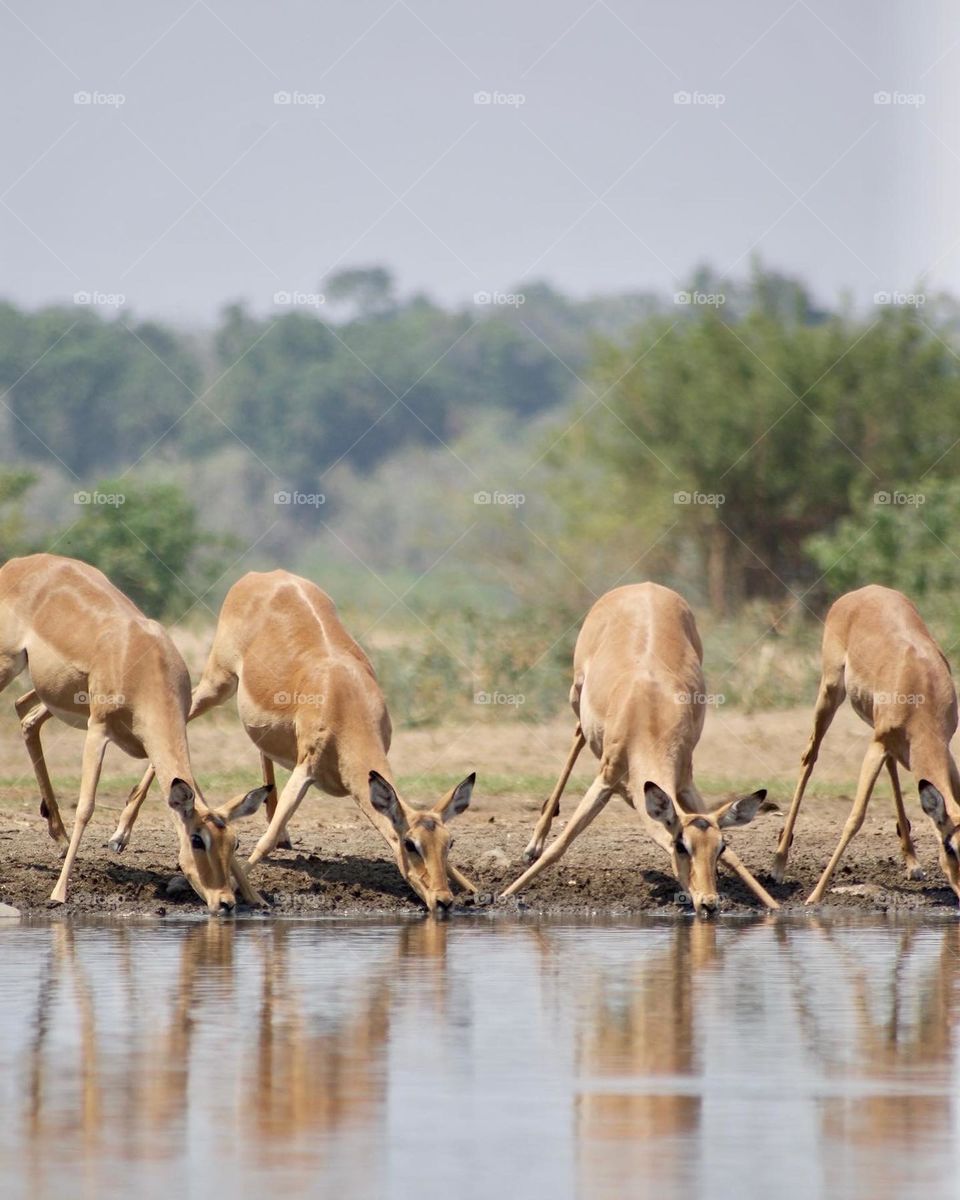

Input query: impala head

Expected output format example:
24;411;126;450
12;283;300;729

919;780;960;901
644;781;772;917
167;778;271;914
369;770;475;917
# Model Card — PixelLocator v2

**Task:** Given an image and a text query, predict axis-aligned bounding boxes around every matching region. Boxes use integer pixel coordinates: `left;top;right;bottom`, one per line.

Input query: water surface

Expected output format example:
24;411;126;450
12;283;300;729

0;913;958;1199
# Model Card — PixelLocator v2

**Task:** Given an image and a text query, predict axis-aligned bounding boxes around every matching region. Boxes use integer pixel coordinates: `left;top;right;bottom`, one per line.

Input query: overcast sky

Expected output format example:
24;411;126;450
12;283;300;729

2;0;957;322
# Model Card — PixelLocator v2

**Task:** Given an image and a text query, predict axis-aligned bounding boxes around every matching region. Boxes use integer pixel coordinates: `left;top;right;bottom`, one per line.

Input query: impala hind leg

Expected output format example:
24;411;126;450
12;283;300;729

107;766;155;853
522;725;586;863
888;759;923;880
501;774;612;898
772;665;846;882
15;690;67;849
49;723;109;905
260;754;292;850
806;739;887;905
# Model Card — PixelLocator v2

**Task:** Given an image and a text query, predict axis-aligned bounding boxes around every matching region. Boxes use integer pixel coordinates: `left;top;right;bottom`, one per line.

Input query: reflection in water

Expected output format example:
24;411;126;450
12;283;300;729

575;920;719;1195
1;916;959;1199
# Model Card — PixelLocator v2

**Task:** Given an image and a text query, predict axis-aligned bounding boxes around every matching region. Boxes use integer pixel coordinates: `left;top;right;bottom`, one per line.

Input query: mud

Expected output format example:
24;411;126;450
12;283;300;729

1;705;957;918
1;784;957;918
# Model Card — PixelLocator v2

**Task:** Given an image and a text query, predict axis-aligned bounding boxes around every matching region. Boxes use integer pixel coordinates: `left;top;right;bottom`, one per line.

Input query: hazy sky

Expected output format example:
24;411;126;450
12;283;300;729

2;0;957;322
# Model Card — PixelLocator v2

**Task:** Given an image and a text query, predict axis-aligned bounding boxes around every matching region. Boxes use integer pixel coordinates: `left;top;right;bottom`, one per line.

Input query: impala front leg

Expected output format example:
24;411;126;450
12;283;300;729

231;852;267;906
806;739;887;905
721;847;780;910
447;861;478;895
502;775;612;899
49;722;109;905
522;725;586;863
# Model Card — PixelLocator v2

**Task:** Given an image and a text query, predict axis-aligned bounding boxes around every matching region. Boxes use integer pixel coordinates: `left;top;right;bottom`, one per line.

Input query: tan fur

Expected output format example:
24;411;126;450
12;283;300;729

120;571;476;915
773;584;960;903
0;553;268;910
501;583;778;913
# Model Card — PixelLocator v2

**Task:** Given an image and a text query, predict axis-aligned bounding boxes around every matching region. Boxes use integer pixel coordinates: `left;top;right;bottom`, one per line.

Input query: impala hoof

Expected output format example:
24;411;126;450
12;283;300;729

907;865;925;881
107;836;126;854
521;845;542;864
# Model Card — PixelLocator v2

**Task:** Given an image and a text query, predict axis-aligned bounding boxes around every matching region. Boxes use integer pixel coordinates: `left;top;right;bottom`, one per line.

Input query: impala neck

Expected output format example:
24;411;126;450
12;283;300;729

141;724;196;801
910;737;960;814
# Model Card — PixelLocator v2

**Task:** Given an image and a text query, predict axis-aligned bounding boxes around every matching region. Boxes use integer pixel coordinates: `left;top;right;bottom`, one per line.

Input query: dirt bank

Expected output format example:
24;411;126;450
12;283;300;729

0;707;957;918
1;784;956;918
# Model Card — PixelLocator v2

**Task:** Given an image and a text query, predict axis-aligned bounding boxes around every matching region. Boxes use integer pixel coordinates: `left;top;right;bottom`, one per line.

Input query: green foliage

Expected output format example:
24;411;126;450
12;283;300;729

58;479;234;620
0;305;199;474
0;468;37;560
805;481;960;607
554;292;960;613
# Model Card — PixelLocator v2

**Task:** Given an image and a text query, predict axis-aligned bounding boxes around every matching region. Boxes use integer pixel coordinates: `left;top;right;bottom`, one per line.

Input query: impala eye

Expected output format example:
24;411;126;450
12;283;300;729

404;838;419;856
190;833;205;851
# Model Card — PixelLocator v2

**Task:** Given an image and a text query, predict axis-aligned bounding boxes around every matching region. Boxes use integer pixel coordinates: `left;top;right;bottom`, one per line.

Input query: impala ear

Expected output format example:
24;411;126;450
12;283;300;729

220;784;272;823
718;789;778;829
644;782;681;838
438;773;475;823
919;780;950;831
369;770;405;832
168;778;195;821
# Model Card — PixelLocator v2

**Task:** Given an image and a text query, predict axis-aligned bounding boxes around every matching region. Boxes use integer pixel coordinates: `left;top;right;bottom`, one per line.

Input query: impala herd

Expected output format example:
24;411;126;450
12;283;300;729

2;552;959;918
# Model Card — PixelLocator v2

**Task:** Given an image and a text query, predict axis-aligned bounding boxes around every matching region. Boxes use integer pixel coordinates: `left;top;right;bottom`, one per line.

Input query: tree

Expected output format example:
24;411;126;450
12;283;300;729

549;277;960;613
58;480;233;620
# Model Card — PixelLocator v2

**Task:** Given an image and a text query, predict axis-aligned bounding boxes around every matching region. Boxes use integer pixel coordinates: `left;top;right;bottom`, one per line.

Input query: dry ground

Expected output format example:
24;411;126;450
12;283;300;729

0;704;958;917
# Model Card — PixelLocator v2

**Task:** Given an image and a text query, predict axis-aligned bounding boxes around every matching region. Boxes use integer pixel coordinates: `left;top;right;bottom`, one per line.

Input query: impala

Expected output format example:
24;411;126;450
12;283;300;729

114;570;477;915
501;583;778;914
772;584;960;904
0;553;269;910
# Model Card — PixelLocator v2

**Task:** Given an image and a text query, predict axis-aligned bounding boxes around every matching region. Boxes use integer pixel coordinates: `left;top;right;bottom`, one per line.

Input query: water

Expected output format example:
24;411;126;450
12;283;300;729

1;914;958;1200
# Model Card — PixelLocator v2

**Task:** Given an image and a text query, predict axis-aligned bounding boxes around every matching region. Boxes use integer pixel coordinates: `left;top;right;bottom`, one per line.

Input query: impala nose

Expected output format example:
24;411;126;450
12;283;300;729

435;896;453;918
698;894;719;916
218;898;236;916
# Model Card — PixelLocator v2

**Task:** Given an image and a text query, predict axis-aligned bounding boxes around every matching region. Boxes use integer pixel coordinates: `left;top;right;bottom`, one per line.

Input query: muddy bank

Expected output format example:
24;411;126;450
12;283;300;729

1;786;956;918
